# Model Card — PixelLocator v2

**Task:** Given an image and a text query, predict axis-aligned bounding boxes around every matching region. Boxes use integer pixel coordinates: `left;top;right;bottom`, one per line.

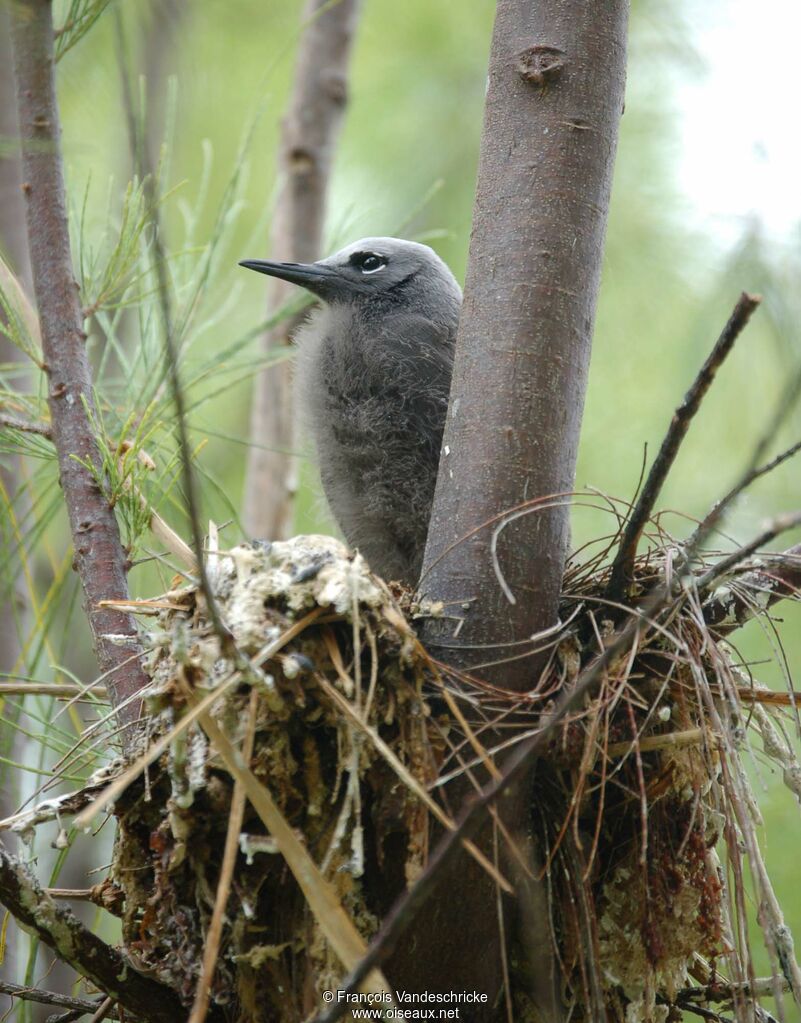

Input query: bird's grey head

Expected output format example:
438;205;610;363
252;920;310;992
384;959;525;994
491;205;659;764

239;236;461;323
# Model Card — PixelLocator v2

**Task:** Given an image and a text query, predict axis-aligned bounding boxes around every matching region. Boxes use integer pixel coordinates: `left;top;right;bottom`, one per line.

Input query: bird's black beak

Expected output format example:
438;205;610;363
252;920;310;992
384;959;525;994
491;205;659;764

238;258;339;299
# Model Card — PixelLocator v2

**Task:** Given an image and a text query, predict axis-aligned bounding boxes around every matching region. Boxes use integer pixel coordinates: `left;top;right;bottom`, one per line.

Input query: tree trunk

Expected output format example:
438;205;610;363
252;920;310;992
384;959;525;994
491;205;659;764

420;0;629;692
244;0;360;541
11;0;148;732
406;2;628;1017
0;4;32;687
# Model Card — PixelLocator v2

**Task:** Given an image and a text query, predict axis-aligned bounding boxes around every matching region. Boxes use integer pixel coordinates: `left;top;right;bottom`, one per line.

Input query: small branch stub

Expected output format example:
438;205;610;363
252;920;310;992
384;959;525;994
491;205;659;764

516;44;565;87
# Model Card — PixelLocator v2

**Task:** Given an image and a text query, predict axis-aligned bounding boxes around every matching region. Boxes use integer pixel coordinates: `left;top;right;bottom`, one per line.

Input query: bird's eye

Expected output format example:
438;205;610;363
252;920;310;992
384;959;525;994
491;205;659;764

351;252;386;274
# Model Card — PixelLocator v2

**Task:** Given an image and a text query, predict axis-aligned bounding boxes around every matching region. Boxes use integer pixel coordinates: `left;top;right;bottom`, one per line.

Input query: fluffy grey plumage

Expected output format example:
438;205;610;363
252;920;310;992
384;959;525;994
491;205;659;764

240;237;461;585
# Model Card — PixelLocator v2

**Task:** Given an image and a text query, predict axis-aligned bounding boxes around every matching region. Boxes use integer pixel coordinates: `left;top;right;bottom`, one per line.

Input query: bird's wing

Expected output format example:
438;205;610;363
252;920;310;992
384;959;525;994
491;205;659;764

380;311;455;386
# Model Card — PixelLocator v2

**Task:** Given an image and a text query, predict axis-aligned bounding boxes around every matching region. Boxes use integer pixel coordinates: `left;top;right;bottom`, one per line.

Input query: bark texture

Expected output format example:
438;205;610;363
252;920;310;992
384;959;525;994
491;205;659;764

244;0;360;540
420;0;629;690
0;7;31;686
10;0;147;728
0;845;198;1023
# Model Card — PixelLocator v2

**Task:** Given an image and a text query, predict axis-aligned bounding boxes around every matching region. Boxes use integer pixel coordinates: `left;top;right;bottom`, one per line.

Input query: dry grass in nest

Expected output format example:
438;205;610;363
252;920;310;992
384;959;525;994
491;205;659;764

429;523;801;1023
14;520;800;1023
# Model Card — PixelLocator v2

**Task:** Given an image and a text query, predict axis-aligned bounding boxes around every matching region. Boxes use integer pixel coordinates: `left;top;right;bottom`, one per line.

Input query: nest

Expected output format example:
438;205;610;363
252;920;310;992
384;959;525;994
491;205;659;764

112;536;436;1021
98;531;801;1023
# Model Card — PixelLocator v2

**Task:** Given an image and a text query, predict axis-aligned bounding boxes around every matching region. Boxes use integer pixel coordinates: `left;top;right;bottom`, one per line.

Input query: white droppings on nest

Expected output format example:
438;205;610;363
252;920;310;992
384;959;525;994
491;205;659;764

143;536;399;702
221;536;387;649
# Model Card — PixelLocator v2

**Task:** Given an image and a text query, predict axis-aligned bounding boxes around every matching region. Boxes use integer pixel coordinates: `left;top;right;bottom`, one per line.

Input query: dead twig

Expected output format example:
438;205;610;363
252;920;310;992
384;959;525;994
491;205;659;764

696;511;801;596
689;438;801;551
0;847;193;1022
607;293;760;600
313;582;677;1023
0;981;118;1017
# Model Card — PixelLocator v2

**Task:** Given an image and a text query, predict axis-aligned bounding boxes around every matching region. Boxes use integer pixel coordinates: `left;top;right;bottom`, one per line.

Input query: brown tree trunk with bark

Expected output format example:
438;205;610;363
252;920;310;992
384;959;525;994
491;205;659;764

420;0;629;691
244;0;360;541
403;2;628;1018
10;0;148;731
0;6;32;687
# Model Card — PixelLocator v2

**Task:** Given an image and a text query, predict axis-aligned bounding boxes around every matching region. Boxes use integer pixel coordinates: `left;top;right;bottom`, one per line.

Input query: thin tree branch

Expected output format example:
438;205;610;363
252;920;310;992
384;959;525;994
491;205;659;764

689;438;801;550
606;292;761;601
704;543;801;633
244;0;361;540
313;582;679;1023
0;412;52;437
0;981;121;1019
0;845;200;1023
695;511;801;596
10;0;147;732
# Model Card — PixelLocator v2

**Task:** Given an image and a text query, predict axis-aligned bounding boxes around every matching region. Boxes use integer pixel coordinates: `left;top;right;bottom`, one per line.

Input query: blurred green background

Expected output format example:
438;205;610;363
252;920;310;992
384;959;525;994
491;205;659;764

2;0;801;1016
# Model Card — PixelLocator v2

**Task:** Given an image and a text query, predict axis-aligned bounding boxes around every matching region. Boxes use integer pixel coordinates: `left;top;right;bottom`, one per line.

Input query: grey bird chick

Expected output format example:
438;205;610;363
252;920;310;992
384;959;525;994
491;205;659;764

240;237;461;586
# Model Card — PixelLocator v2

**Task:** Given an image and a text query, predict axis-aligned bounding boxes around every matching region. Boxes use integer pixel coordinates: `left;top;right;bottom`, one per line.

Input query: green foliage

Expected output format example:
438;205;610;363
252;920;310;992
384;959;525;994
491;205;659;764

54;0;116;61
0;255;40;363
2;3;801;1017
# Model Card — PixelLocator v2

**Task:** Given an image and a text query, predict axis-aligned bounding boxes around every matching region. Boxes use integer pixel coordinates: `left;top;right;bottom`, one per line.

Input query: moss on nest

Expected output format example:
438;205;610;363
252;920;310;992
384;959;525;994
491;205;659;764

101;534;800;1023
113;536;436;1020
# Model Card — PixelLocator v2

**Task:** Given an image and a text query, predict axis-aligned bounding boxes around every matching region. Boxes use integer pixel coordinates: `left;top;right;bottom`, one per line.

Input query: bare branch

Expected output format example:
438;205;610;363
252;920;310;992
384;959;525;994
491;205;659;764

689;438;801;551
704;542;801;633
0;981;121;1020
0;845;197;1023
607;292;761;601
244;0;361;540
0;412;51;437
10;0;147;731
695;511;801;596
314;581;679;1023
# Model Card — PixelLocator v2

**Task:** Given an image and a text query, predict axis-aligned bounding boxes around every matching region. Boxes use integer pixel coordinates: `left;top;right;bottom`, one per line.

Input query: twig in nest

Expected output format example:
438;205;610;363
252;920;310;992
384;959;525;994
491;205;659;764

689;437;801;551
696;510;801;596
607;292;760;600
188;690;259;1023
313;581;678;1023
605;726;713;759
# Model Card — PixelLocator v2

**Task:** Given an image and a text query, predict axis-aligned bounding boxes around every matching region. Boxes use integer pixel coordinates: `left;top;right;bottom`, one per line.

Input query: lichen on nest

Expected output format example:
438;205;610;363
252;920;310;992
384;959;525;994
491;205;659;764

113;535;437;1020
96;532;801;1023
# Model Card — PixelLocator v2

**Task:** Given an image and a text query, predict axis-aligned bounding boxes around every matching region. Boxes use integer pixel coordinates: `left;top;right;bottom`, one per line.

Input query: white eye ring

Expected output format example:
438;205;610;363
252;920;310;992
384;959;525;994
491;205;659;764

355;253;386;274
